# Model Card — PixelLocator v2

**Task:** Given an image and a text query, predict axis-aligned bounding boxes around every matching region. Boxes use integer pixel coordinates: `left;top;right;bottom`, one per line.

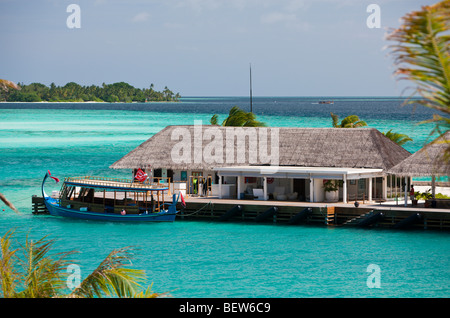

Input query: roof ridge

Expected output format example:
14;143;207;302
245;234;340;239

109;126;411;170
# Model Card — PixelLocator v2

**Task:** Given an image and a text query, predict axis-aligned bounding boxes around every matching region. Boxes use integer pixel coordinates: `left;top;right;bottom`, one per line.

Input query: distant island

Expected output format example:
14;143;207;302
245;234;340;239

1;81;180;103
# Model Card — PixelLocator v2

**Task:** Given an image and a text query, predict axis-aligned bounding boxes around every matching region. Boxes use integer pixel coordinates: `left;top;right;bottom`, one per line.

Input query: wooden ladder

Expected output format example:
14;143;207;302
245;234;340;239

343;210;375;226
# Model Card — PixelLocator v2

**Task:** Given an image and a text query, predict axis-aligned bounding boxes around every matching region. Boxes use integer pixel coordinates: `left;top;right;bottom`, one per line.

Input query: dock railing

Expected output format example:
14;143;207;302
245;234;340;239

151;177;172;195
65;176;169;191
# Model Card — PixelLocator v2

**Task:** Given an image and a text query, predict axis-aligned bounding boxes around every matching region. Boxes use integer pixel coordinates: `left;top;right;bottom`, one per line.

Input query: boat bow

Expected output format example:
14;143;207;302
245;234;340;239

41;171;59;200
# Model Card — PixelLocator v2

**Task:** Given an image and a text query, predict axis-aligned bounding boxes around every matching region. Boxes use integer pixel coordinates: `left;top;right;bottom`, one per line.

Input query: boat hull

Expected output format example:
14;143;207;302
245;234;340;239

44;198;177;222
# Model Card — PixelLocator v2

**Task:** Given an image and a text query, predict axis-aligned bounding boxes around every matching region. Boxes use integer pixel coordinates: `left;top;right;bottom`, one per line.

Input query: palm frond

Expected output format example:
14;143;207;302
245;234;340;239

210;114;219;125
0;230;20;298
1;231;159;298
18;234;75;298
70;247;146;298
330;112;339;128
330;113;367;128
132;283;164;298
1;230;75;298
221;106;266;127
0;192;19;214
340;115;367;128
387;1;450;156
353;121;368;128
0;79;20;91
383;129;413;146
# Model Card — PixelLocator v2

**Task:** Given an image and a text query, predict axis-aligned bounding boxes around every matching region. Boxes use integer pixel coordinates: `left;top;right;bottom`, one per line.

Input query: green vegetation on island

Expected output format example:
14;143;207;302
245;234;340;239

1;81;181;103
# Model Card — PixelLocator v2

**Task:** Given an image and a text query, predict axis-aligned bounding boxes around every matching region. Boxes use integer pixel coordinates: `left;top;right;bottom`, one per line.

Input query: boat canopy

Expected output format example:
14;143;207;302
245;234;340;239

63;176;169;192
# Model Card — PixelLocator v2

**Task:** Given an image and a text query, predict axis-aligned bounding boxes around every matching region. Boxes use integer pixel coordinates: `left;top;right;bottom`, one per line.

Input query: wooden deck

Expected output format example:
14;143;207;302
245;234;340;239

32;195;450;230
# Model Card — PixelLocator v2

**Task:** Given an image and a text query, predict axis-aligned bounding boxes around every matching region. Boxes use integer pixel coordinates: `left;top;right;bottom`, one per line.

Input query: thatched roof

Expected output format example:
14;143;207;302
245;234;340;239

110;126;411;171
388;131;450;177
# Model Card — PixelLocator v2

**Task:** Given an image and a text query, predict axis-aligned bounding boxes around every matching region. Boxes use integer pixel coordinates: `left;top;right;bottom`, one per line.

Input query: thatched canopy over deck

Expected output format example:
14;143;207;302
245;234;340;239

388;132;450;177
110;126;411;172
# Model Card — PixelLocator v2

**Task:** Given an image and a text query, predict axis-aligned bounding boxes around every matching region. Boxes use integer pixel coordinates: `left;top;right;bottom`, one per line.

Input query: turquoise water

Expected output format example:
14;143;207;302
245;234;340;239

0;97;449;297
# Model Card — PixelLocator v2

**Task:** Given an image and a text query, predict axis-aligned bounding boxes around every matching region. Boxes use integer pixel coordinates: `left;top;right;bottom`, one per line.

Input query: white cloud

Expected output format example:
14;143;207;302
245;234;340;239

132;12;150;23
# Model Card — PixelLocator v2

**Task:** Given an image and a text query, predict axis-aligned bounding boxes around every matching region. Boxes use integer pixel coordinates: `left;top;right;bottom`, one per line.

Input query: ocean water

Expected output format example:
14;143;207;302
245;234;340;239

0;97;449;298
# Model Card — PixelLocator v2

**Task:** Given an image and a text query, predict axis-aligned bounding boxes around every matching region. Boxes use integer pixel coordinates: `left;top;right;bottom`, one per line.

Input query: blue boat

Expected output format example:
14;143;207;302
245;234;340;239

41;172;179;222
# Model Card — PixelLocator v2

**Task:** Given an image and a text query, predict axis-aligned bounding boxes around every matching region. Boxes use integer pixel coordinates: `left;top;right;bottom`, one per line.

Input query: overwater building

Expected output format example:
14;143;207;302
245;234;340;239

110;126;413;203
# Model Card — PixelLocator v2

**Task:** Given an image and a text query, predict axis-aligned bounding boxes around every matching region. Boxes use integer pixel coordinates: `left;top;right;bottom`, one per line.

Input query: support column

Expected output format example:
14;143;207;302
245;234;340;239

343;174;347;204
237;175;241;200
263;177;268;200
382;176;387;200
432;175;436;199
374;177;377;200
368;177;373;202
404;176;408;206
309;177;314;203
395;175;398;199
390;174;393;199
218;175;222;199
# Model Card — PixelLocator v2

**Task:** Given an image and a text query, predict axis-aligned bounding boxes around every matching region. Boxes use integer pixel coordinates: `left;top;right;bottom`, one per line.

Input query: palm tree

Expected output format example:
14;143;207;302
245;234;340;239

210;106;266;127
383;129;413;146
386;1;450;158
330;112;368;128
1;230;161;298
210;114;219;125
68;247;151;298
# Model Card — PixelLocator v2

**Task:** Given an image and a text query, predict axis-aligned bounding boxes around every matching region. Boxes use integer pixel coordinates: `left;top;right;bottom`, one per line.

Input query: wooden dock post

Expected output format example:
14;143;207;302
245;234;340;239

32;195;48;214
30;195;450;230
326;206;335;225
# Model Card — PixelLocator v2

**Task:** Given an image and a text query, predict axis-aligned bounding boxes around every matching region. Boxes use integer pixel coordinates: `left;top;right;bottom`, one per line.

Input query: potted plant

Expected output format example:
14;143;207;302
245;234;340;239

412;191;420;206
416;189;433;207
323;180;340;202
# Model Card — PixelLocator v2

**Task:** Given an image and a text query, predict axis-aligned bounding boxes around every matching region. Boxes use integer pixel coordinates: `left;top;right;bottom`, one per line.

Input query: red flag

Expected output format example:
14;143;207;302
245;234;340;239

180;191;186;208
135;168;148;182
48;170;59;183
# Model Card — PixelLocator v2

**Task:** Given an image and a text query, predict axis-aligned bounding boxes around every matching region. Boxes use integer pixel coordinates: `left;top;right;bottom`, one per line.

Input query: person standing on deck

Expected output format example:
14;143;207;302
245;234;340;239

410;185;415;201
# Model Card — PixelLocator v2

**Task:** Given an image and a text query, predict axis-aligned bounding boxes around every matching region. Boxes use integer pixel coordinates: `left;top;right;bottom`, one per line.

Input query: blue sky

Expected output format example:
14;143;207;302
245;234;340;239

0;0;438;96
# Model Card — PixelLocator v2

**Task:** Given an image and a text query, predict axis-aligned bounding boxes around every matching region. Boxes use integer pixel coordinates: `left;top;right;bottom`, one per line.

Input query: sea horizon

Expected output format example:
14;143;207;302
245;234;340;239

0;95;422;100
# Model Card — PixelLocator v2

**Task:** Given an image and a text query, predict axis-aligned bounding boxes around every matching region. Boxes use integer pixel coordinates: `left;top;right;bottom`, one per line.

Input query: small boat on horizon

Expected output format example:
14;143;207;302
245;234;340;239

41;171;180;222
318;100;334;104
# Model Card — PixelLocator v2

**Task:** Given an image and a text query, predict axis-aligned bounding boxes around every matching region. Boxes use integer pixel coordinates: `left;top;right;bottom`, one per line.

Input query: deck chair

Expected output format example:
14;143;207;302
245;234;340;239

253;188;265;200
273;186;285;200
